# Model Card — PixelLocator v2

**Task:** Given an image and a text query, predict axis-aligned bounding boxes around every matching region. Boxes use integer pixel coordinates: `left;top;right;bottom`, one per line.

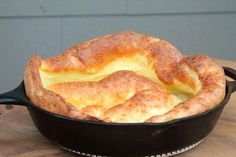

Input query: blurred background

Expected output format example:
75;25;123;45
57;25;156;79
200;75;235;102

0;0;236;92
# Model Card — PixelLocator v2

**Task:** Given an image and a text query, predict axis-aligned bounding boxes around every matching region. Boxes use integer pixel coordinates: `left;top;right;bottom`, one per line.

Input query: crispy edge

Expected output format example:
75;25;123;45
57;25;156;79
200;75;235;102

41;31;183;73
146;55;226;123
24;55;103;120
24;55;71;116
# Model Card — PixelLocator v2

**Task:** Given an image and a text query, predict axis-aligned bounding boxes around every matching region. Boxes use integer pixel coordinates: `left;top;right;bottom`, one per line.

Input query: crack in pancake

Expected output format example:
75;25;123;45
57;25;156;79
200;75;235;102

40;54;157;87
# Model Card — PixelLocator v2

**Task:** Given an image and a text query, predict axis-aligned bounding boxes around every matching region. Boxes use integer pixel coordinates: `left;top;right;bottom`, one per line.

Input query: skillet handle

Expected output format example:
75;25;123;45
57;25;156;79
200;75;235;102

224;67;236;93
0;81;30;106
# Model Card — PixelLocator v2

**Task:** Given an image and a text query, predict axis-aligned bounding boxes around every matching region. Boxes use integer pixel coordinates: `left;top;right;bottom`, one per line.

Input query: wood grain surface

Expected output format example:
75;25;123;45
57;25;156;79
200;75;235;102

0;58;236;157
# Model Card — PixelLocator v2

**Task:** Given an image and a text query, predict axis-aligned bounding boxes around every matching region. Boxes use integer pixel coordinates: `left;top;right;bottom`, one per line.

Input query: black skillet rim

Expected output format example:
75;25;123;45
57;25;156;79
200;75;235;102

23;80;231;126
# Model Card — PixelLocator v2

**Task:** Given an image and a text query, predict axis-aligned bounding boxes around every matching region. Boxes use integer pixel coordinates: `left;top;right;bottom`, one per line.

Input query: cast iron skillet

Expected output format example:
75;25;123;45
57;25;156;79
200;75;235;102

0;67;236;157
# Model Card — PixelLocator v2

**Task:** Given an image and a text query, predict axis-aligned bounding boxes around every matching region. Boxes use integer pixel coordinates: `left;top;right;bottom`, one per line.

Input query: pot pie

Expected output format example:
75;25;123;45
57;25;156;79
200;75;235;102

24;31;226;123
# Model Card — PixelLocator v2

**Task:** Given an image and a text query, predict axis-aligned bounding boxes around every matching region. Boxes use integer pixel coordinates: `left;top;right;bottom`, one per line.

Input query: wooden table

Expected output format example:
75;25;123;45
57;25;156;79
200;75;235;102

0;59;236;157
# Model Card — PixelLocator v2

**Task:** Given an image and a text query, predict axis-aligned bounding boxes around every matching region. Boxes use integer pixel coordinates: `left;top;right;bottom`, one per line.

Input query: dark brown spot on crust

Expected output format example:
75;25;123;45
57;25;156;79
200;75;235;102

5;105;13;110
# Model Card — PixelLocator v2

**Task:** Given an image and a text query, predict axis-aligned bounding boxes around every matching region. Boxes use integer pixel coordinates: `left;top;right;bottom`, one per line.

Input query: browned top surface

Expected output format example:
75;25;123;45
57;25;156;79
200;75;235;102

0;58;236;157
24;32;226;123
41;31;182;72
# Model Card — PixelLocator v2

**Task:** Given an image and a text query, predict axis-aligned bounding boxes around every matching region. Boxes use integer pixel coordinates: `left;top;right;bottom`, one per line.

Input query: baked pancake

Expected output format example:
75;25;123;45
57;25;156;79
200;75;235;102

24;31;226;123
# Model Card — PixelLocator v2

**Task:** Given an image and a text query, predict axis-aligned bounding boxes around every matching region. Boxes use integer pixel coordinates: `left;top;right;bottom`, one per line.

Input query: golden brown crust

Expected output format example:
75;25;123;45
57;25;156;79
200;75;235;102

41;31;183;73
47;71;176;122
146;55;226;122
24;55;70;116
24;31;226;123
24;55;100;120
